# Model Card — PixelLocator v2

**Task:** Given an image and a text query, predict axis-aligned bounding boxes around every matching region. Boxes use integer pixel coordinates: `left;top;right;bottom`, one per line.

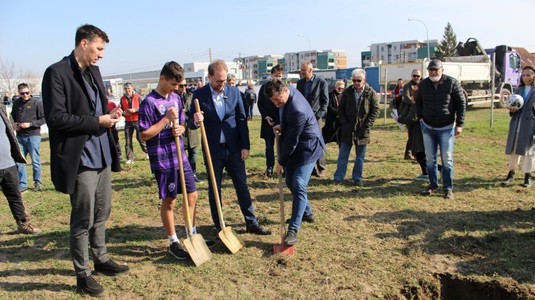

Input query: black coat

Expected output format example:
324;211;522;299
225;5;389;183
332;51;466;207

338;84;380;145
257;84;279;140
42;52;121;194
322;90;341;144
296;75;329;119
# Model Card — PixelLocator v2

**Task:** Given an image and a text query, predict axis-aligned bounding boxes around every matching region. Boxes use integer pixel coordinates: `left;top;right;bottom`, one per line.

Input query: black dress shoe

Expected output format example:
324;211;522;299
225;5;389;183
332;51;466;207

76;275;104;297
94;259;129;276
193;174;203;183
246;223;272;235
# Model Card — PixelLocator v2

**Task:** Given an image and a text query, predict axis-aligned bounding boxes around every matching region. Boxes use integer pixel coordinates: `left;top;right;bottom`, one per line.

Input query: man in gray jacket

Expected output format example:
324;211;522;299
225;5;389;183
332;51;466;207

416;59;466;199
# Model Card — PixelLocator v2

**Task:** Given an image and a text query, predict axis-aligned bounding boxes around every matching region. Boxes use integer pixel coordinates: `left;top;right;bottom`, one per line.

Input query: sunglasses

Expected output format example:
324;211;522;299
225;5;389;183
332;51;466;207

412;75;421;78
352;79;362;83
178;84;187;88
20;92;30;95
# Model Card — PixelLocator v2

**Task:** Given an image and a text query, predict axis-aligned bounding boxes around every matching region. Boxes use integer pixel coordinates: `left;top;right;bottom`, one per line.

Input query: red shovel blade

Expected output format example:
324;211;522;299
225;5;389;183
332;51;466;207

273;243;294;255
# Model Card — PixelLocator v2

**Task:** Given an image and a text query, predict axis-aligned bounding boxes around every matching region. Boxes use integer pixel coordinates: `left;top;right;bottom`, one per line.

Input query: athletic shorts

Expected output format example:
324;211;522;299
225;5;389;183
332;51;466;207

154;160;196;200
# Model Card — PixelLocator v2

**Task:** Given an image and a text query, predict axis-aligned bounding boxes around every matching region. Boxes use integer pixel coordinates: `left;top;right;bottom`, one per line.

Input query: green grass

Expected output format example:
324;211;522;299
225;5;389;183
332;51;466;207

1;107;535;299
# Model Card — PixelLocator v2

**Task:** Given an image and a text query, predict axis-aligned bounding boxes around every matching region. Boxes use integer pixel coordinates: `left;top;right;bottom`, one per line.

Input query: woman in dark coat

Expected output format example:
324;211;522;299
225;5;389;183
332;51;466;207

322;80;345;145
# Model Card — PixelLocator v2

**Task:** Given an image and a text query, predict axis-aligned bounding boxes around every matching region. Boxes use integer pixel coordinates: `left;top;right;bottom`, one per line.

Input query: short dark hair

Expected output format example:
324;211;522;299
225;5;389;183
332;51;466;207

17;83;29;90
75;24;109;46
263;79;287;99
271;64;284;74
160;61;184;82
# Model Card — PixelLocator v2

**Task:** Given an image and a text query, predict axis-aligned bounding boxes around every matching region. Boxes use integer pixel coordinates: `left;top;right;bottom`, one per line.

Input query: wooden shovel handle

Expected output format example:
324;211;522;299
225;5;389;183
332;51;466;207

194;99;226;229
174;120;194;237
275;132;285;244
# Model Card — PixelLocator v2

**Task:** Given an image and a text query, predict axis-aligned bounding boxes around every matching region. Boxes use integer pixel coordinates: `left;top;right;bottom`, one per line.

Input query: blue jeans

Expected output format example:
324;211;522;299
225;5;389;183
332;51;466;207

333;142;367;182
17;135;42;189
286;162;315;231
421;122;455;191
205;144;257;230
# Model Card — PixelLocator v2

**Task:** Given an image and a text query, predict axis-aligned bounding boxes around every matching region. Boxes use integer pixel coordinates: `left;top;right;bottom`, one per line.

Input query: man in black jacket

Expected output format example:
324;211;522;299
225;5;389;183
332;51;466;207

416;59;466;200
11;83;45;192
42;24;128;297
297;61;329;177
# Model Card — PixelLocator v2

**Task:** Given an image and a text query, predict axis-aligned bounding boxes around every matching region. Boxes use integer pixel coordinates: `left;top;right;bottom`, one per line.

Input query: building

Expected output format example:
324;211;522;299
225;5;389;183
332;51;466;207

283;49;347;73
237;55;284;81
365;39;438;66
102;60;242;96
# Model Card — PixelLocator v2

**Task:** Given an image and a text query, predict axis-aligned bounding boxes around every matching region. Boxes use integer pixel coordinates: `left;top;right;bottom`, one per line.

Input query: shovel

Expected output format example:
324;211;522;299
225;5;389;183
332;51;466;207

194;99;244;254
272;132;294;255
174;120;212;266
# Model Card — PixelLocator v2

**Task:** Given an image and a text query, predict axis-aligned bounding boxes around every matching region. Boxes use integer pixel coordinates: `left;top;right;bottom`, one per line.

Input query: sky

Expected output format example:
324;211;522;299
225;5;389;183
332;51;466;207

2;0;534;77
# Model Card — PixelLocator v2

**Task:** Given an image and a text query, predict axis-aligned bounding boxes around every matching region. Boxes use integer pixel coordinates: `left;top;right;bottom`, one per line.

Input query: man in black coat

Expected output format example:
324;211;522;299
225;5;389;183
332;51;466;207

297;61;329;177
42;24;128;297
257;64;283;177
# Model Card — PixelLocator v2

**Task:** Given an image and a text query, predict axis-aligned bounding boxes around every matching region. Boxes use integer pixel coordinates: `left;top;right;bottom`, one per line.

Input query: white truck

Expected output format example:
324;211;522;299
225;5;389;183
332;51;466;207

378;40;521;107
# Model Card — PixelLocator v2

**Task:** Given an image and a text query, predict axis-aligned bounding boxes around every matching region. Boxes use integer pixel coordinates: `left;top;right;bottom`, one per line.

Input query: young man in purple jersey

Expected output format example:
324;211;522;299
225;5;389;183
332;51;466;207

139;61;213;260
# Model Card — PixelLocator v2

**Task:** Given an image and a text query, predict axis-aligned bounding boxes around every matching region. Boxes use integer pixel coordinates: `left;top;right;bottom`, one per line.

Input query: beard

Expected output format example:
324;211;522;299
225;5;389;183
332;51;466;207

430;75;441;82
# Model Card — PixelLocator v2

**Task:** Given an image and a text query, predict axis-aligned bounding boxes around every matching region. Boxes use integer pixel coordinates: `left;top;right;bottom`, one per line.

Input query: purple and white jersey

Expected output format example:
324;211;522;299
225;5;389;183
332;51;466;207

139;90;187;173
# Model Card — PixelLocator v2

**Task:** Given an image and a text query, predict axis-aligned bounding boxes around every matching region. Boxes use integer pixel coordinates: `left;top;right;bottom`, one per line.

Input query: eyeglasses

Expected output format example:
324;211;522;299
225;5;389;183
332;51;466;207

352;79;362;83
412;75;421;78
178;84;187;88
20;92;30;95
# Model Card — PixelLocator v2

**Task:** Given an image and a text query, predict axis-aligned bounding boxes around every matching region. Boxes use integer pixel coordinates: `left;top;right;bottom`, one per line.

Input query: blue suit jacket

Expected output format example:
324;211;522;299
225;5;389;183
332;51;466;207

189;84;250;153
279;87;326;168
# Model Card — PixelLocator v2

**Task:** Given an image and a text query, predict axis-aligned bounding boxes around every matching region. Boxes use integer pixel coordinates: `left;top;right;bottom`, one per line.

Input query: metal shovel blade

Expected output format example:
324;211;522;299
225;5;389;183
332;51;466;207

181;233;212;266
273;243;294;255
218;227;244;254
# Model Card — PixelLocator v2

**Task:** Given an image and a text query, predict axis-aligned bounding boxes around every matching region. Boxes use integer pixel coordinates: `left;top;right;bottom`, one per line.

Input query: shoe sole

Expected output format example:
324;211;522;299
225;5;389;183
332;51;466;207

93;269;129;276
76;287;104;297
169;250;189;260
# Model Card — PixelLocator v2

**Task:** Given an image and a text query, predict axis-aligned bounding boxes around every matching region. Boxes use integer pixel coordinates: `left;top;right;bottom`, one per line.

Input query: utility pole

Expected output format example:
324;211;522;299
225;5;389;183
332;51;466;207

209;48;212;63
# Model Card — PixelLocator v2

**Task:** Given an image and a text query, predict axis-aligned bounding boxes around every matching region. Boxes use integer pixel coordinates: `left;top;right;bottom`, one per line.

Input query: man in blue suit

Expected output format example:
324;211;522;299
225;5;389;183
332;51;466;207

264;79;326;246
297;61;329;177
190;60;271;236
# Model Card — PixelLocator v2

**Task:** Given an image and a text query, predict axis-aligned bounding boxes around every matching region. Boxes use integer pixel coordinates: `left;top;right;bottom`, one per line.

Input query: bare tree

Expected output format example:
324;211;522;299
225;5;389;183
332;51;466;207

0;57;39;97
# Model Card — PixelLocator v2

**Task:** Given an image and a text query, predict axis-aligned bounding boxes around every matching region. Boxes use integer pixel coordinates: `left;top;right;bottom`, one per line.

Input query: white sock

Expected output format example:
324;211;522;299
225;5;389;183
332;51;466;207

168;234;179;246
186;226;197;235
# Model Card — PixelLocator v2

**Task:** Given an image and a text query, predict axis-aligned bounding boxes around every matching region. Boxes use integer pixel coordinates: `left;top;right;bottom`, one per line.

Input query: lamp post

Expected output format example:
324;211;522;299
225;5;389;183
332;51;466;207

297;34;311;51
408;18;430;61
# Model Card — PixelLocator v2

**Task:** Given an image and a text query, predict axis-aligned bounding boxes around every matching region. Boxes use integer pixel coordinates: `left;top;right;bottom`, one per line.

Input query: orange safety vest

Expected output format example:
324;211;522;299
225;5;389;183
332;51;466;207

120;93;141;122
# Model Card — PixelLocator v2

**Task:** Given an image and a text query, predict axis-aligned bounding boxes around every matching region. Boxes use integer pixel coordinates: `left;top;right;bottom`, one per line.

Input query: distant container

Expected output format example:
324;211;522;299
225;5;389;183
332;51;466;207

365;66;379;91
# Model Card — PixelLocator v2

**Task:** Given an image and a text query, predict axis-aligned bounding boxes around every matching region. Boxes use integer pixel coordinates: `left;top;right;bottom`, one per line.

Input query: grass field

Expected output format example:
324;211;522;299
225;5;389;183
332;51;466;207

1;106;535;299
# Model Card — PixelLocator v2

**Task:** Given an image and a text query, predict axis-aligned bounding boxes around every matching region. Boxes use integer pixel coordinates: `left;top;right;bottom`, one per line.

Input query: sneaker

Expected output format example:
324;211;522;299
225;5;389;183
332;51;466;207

286;214;315;224
169;242;189;260
522;173;532;188
33;183;42;192
205;239;216;248
444;189;454;200
94;259;129;276
414;174;429;181
125;159;134;165
76;275;104;297
420;186;438;196
19;187;28;194
501;171;515;186
284;229;298;246
16;220;41;234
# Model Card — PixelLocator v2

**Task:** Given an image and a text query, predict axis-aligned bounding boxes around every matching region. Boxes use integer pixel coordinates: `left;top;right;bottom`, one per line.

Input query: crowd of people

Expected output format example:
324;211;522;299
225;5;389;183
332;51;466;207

2;23;535;297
